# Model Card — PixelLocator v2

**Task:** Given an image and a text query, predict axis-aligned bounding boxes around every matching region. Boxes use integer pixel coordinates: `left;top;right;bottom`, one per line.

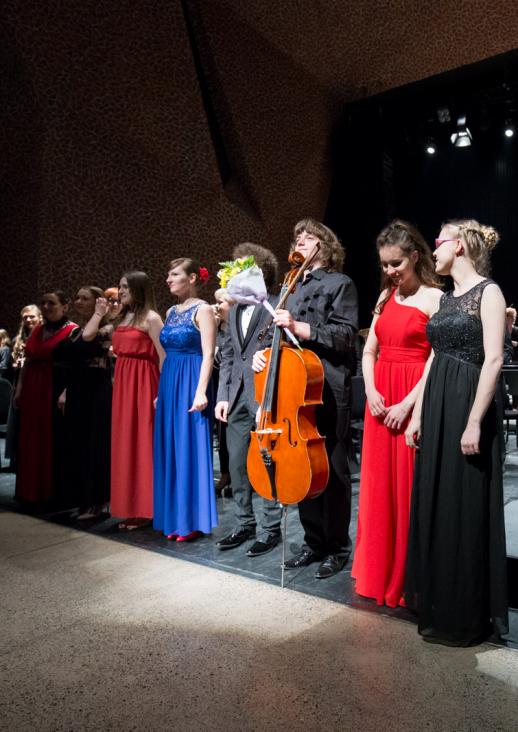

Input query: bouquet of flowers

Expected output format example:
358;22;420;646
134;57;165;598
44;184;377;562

217;257;300;347
217;256;255;289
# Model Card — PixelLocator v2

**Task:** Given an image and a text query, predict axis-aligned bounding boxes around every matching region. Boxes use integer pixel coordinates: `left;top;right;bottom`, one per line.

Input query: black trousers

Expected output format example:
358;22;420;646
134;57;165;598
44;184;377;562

227;388;282;533
298;401;352;558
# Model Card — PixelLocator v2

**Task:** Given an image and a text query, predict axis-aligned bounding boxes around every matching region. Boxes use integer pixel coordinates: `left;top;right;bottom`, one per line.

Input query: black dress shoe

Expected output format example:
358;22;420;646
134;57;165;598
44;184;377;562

216;527;256;550
246;532;281;557
315;554;348;579
283;548;322;569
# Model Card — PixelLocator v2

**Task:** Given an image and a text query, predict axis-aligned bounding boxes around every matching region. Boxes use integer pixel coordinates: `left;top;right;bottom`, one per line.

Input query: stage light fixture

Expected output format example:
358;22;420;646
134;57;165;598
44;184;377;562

450;116;472;147
425;141;437;155
504;121;515;138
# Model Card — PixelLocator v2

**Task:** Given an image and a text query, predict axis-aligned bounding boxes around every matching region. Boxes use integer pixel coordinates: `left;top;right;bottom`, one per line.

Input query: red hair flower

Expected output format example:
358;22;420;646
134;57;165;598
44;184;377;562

199;267;210;283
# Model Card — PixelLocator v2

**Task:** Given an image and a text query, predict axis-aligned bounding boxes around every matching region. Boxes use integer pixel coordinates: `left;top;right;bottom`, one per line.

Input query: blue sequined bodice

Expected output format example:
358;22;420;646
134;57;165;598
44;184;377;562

160;305;202;354
426;280;494;365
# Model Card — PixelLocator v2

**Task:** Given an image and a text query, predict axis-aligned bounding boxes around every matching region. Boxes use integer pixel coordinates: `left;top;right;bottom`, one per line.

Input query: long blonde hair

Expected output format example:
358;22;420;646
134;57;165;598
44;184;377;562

445;218;499;276
12;305;43;365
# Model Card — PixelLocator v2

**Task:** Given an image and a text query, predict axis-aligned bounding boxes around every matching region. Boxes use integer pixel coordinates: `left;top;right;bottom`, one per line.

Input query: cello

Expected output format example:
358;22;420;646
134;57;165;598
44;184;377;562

247;246;330;513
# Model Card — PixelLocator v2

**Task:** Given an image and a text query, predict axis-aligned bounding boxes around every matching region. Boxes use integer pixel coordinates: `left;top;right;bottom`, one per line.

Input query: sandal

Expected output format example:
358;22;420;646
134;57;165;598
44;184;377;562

125;517;149;531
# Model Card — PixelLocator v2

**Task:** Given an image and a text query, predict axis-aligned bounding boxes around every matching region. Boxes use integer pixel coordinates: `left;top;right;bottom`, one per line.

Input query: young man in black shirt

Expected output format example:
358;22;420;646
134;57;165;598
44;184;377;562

253;218;358;578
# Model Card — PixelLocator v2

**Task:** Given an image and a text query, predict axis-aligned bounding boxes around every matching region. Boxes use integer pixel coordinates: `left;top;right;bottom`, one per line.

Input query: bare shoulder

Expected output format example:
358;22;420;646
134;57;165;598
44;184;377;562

481;281;505;306
424;286;443;304
146;310;164;327
196;303;216;323
375;288;391;306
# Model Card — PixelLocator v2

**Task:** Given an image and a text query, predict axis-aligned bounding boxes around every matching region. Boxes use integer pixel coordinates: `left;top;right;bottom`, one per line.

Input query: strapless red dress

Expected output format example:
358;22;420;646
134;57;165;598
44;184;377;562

352;291;430;607
110;327;159;519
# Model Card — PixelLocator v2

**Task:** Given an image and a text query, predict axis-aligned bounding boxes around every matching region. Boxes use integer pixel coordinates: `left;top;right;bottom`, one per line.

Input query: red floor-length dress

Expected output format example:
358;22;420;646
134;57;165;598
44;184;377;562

352;291;430;607
110;327;159;519
16;322;77;502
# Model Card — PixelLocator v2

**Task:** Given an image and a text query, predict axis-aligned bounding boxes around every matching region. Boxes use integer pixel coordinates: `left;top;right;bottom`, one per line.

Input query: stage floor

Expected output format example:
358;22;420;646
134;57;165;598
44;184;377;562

1;441;517;648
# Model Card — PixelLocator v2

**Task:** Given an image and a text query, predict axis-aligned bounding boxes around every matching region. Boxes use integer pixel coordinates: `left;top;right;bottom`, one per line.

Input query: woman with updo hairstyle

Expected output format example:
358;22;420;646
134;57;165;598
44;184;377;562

352;220;442;607
52;286;113;517
111;271;165;530
405;218;509;646
153;257;218;541
15;291;76;504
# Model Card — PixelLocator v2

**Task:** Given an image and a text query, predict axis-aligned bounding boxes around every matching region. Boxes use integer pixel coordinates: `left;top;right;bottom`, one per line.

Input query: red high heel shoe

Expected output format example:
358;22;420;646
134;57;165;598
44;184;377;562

167;534;178;541
176;531;203;542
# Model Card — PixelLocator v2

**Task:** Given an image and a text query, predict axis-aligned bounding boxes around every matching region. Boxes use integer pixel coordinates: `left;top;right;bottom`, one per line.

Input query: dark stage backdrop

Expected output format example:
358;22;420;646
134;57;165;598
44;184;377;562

326;52;518;328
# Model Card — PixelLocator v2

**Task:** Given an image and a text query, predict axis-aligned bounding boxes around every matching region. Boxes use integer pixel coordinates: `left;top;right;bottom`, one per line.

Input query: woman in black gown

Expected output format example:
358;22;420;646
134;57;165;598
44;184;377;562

405;218;509;646
54;287;113;517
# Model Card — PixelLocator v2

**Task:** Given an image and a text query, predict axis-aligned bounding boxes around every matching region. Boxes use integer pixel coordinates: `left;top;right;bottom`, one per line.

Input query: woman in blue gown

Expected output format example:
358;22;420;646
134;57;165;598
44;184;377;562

153;258;218;541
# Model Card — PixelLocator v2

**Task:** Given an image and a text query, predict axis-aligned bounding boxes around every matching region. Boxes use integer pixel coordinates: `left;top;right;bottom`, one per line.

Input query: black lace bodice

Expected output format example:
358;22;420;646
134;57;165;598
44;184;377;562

426;280;494;365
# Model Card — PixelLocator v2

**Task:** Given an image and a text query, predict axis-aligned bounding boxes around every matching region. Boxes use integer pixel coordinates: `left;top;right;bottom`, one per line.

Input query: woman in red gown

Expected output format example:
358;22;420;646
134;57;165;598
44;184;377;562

352;221;441;607
15;291;76;504
110;271;165;529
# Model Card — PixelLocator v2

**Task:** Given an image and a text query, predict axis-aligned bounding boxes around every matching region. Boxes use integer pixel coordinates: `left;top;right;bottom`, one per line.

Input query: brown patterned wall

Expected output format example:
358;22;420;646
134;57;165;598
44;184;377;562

2;0;518;332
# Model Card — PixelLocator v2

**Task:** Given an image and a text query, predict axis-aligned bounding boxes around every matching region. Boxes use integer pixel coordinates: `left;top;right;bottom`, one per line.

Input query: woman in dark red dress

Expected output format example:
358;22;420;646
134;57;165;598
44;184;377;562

15;291;76;504
352;221;441;607
110;271;164;529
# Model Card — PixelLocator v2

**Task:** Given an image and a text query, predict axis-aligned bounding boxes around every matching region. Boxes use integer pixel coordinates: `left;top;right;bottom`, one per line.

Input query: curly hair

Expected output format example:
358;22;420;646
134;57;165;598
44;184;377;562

444;218;499;276
292;218;345;273
232;242;279;291
375;220;441;314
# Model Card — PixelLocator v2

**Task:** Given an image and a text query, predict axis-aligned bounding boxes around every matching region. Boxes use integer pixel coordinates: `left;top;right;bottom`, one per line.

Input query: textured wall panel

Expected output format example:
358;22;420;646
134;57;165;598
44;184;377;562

2;0;518;331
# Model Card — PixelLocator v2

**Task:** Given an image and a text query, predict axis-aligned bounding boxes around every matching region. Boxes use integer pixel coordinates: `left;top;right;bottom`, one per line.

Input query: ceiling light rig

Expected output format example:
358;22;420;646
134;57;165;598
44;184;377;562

450;116;472;148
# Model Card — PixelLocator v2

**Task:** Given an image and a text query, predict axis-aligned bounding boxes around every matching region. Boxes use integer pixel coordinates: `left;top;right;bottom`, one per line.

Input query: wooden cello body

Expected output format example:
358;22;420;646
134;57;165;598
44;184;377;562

247;342;329;504
246;246;329;506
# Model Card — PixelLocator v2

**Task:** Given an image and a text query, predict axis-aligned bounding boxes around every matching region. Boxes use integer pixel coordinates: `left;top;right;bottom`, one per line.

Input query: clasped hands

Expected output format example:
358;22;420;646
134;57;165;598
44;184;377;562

367;389;412;431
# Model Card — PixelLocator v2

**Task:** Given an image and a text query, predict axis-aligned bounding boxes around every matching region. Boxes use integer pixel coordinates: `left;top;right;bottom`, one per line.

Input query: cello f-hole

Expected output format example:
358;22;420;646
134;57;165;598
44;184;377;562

282;417;297;447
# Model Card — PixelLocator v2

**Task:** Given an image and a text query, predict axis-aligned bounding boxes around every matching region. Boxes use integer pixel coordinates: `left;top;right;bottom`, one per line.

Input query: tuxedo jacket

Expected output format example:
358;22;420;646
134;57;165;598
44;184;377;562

216;296;277;414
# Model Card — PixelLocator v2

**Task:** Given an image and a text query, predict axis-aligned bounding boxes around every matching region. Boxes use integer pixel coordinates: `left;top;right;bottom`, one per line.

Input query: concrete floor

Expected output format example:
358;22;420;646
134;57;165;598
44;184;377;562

1;511;518;732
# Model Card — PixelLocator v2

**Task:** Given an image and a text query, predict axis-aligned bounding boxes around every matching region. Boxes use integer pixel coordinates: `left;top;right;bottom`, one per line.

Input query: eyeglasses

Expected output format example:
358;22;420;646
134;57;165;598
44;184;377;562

434;238;459;249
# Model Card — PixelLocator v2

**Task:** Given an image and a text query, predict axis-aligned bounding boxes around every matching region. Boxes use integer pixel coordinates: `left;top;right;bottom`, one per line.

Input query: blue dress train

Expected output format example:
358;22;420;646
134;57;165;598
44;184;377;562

153;304;217;536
